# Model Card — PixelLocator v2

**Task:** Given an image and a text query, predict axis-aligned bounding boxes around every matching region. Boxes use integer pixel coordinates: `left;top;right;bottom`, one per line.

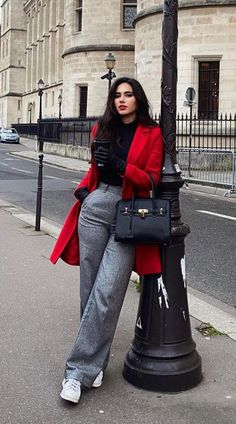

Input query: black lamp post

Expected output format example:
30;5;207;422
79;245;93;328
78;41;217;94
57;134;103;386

123;0;202;392
35;78;45;232
28;102;33;135
101;52;116;93
58;94;62;119
37;78;44;152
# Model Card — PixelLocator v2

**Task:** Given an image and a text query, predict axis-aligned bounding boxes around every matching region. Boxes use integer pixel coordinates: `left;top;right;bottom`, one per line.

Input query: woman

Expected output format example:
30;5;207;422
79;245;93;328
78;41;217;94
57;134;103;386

50;77;163;403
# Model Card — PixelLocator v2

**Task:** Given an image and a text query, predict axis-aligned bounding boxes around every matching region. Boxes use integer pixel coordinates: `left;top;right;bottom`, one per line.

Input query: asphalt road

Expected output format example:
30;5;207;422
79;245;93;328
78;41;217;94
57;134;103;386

0;142;235;307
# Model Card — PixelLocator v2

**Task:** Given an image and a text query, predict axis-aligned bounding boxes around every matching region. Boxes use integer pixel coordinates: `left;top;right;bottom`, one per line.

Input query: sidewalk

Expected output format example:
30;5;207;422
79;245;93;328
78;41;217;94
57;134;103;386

0;203;236;424
14;137;90;173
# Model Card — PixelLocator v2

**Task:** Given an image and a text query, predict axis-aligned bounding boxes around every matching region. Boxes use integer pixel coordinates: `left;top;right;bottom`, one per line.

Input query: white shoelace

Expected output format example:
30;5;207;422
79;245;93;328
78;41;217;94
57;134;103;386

64;379;81;392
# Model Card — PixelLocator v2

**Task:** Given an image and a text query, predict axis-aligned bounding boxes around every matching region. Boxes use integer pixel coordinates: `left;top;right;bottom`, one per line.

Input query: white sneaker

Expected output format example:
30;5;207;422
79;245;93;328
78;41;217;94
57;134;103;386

92;370;103;388
60;379;81;403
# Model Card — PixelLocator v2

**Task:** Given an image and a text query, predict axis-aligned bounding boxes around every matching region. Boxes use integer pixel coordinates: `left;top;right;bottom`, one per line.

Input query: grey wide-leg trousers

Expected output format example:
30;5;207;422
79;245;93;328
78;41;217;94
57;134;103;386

64;183;135;388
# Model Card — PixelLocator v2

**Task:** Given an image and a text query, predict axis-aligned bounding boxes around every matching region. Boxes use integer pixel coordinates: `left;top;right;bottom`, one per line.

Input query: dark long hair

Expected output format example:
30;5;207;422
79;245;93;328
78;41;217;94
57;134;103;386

95;77;158;142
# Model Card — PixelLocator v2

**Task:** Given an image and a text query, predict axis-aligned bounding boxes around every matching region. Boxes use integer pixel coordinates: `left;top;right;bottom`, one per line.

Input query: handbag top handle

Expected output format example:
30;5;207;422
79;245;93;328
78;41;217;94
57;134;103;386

131;173;158;212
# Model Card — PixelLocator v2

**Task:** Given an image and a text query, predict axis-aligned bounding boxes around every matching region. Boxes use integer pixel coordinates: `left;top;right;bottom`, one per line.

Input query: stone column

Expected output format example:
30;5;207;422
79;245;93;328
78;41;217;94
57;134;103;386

31;44;37;90
56;26;64;82
50;0;56;29
43;2;49;35
26;48;32;92
37;41;43;82
49;31;56;84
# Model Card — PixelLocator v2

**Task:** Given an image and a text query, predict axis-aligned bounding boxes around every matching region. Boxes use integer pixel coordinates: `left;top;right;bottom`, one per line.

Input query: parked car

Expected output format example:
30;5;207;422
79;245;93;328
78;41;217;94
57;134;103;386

0;128;20;144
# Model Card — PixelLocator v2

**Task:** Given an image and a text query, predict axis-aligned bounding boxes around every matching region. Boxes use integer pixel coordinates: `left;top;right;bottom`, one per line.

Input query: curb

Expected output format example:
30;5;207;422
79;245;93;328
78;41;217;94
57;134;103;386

1;198;236;342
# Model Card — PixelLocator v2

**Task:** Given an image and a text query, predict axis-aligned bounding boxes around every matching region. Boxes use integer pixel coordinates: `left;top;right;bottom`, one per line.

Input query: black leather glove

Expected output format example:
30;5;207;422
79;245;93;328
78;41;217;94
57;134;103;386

74;187;90;203
95;147;126;174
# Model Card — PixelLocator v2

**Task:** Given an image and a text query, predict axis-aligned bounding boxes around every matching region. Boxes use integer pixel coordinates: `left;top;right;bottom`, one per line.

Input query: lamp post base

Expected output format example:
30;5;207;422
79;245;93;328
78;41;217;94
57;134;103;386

122;199;202;392
124;348;202;392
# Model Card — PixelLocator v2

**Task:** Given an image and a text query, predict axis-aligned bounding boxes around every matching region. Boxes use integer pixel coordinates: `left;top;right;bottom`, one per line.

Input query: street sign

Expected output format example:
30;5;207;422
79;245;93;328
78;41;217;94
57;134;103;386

185;87;196;103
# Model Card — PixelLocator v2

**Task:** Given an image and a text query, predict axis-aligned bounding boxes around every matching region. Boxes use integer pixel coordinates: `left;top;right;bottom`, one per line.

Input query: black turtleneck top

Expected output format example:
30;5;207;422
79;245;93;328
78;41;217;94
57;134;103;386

99;119;139;186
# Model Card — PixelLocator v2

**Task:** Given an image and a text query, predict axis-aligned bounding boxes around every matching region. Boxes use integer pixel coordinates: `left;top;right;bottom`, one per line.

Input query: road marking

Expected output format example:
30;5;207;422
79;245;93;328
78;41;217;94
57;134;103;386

45;175;63;180
197;210;236;221
11;167;33;174
5;158;20;161
71;180;80;184
0;162;9;167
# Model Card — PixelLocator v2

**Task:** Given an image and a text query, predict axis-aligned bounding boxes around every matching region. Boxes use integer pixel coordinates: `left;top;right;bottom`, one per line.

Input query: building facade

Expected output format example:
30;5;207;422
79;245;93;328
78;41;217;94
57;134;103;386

135;0;236;118
0;0;26;126
0;0;236;127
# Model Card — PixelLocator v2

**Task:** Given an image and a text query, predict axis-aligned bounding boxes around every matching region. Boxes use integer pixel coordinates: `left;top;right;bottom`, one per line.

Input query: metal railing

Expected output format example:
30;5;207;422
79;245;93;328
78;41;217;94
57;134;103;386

14;114;236;151
12;117;98;146
175;114;236;190
12;123;38;137
13;114;236;191
177;148;235;188
176;113;236;151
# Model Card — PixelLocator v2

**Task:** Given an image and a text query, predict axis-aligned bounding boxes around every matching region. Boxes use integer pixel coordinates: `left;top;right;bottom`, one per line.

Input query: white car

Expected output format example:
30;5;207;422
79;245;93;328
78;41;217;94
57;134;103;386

0;128;20;144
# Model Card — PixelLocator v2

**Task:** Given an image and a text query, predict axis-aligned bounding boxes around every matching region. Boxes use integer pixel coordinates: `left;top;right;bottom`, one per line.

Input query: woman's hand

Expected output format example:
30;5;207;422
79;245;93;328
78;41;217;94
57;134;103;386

95;147;126;173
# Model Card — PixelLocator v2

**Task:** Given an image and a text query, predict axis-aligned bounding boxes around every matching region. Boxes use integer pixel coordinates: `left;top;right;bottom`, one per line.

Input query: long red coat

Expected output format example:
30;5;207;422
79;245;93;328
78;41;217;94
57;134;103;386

50;123;163;275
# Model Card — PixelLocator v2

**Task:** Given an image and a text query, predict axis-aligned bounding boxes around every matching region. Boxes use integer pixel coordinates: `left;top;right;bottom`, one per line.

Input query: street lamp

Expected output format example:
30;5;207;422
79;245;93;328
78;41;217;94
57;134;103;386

123;0;202;392
58;94;62;119
37;78;44;152
28;102;33;135
101;52;116;92
35;78;45;232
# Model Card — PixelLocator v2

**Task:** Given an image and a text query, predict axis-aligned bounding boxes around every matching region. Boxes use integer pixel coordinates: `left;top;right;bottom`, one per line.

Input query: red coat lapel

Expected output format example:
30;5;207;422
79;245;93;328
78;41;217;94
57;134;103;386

127;124;151;165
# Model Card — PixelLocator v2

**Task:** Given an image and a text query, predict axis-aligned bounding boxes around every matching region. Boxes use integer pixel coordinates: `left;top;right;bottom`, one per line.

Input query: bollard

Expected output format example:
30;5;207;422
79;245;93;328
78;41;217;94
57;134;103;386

35;153;44;231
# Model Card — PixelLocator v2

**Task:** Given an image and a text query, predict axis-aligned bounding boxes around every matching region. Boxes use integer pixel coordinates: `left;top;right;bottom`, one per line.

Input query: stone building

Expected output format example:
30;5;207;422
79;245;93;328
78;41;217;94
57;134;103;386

0;0;27;126
0;0;236;127
135;0;236;118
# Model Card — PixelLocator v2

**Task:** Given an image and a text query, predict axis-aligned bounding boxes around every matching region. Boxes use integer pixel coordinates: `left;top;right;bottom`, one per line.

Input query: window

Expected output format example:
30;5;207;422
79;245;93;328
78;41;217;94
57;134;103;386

79;86;87;117
198;61;219;120
6;3;9;27
4;71;7;91
75;0;83;32
18;100;22;111
123;0;137;29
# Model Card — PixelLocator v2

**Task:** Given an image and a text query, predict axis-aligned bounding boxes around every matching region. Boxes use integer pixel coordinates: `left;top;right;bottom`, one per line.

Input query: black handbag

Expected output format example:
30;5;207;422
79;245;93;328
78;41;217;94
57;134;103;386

114;175;171;245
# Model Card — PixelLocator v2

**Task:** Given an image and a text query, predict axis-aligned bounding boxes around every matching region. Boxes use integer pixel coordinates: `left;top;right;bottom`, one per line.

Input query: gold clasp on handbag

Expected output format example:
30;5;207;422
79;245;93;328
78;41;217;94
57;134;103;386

138;208;148;218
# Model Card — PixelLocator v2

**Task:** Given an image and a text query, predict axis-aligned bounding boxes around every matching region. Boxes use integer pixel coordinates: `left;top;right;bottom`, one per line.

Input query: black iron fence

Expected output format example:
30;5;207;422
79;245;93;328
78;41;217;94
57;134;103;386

13;114;236;151
176;113;236;150
13;117;98;147
175;114;236;189
12;123;38;137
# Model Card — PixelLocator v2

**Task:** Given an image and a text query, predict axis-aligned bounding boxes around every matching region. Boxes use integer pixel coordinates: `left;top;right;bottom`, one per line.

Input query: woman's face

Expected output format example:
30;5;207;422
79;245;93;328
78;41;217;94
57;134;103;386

114;83;137;123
